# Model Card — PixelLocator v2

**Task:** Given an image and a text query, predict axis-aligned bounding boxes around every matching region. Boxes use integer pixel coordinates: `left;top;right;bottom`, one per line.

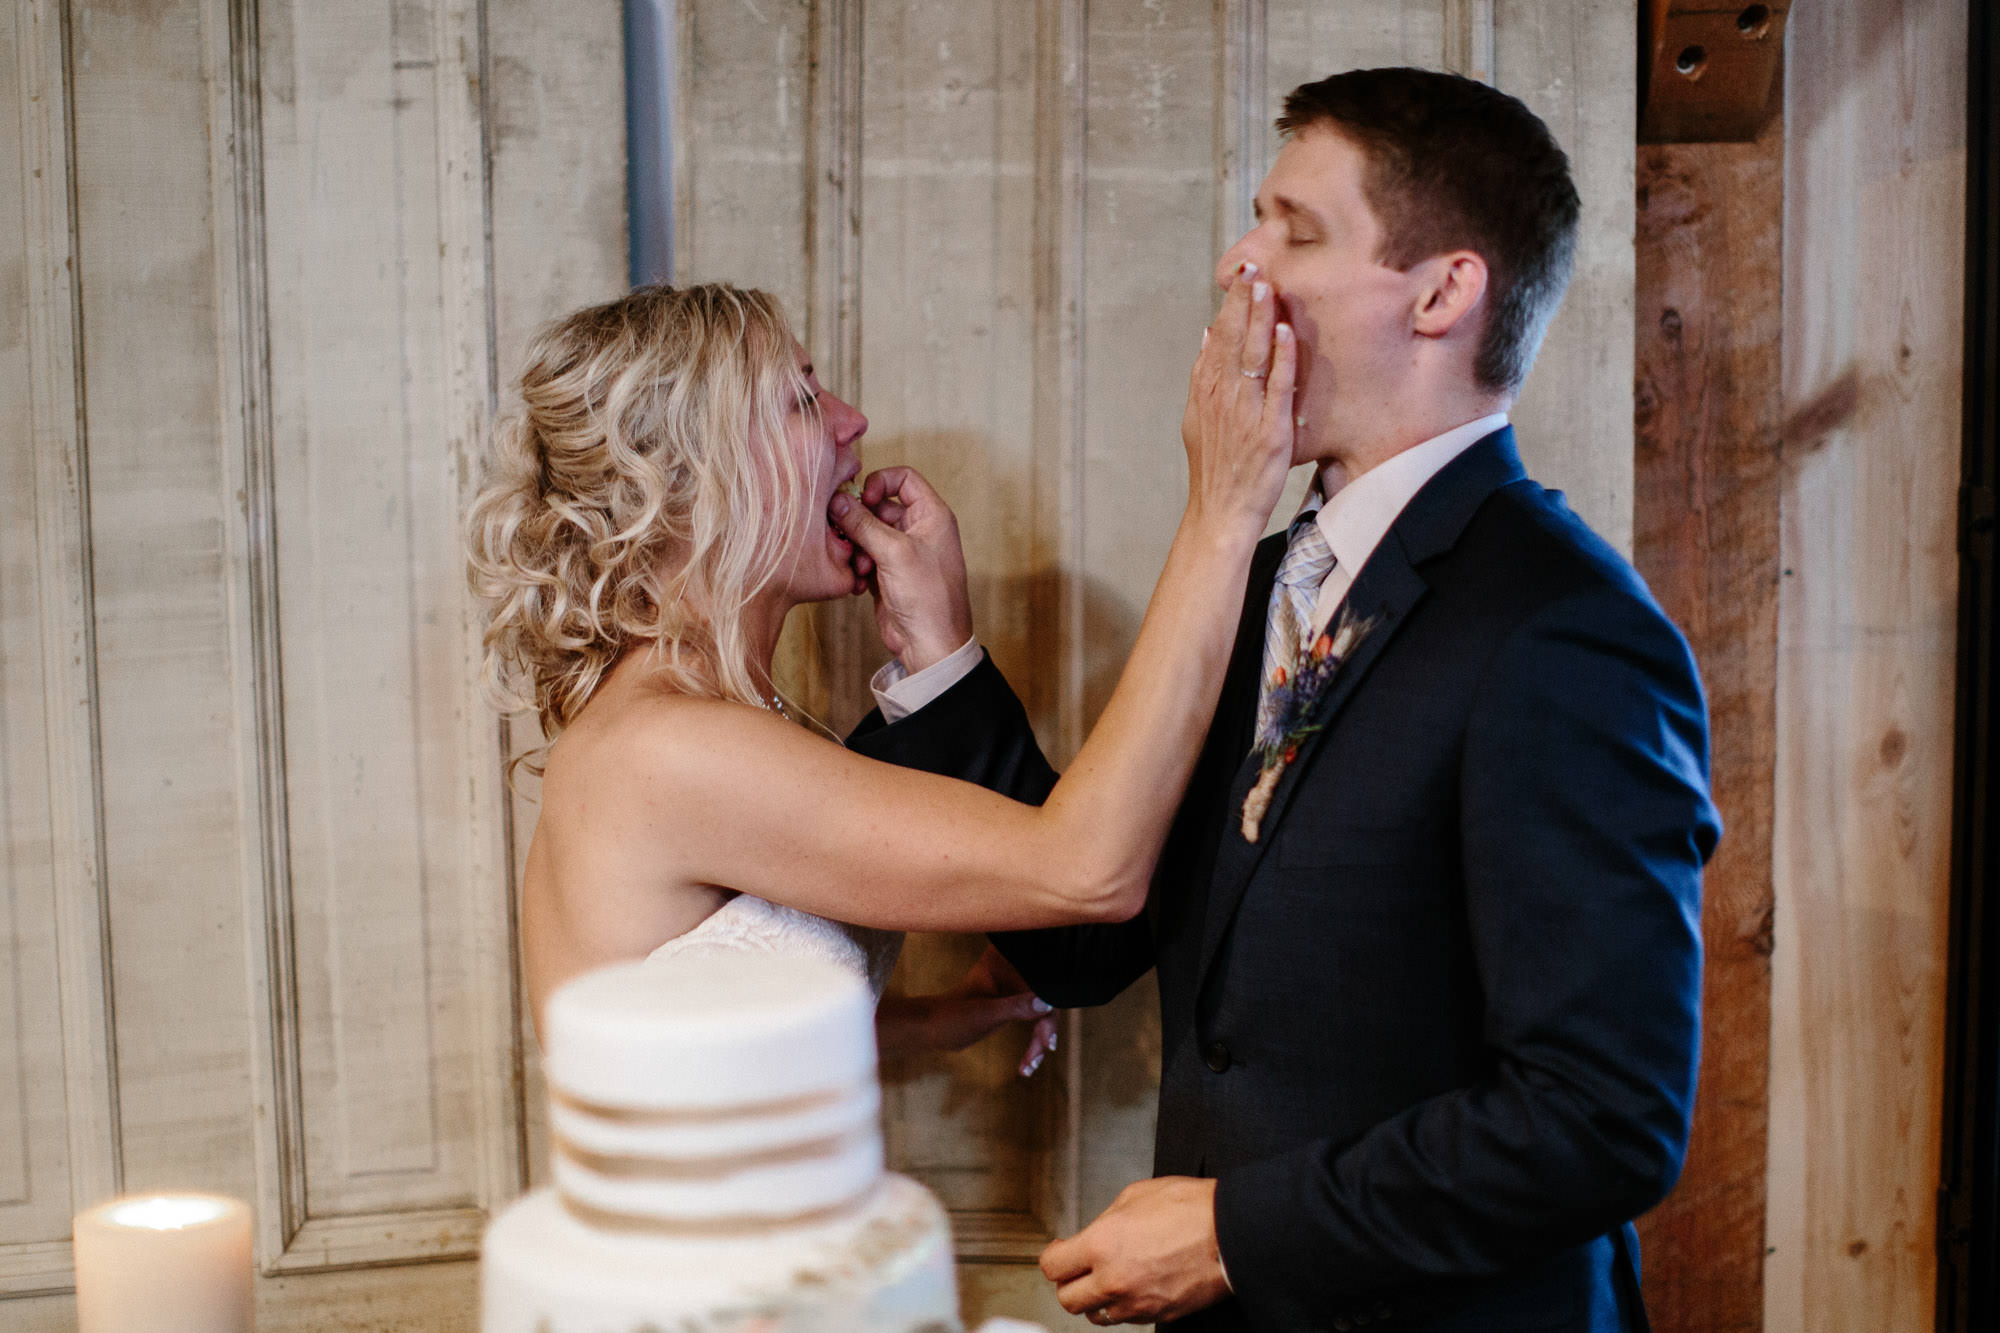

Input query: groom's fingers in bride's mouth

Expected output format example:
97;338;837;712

829;492;905;564
862;465;950;520
857;472;911;529
860;466;912;510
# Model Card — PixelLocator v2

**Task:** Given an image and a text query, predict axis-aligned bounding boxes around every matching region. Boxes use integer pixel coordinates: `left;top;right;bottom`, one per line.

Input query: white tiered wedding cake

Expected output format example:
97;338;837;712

482;952;963;1332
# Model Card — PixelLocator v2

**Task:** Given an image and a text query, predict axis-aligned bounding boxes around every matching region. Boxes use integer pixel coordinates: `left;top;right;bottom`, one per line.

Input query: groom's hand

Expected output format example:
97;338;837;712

1041;1177;1230;1325
830;466;974;673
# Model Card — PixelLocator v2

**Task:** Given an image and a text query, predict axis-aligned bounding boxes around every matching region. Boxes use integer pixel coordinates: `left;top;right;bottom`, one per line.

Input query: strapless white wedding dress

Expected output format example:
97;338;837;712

646;892;903;997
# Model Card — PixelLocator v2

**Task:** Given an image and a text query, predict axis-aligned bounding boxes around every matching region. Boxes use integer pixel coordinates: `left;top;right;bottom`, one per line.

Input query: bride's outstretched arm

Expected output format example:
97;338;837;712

586;271;1293;933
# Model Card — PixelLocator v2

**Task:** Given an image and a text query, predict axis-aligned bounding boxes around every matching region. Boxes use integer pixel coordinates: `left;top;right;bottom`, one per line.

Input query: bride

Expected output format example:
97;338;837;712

468;277;1294;1060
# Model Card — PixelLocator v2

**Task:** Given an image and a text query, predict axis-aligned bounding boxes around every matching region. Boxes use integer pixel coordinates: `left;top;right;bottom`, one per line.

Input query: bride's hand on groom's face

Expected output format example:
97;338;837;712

829;466;975;673
1183;260;1297;529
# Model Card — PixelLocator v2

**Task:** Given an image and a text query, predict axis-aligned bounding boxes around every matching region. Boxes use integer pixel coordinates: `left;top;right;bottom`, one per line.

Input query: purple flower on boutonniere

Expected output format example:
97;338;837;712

1240;608;1376;843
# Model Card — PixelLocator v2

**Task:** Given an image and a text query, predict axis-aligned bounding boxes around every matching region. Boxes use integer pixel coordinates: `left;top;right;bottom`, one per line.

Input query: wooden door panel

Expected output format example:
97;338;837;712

223;0;532;1276
853;0;1061;1250
0;1;622;1325
69;0;255;1219
259;0;487;1226
0;0;116;1296
0;0;66;1255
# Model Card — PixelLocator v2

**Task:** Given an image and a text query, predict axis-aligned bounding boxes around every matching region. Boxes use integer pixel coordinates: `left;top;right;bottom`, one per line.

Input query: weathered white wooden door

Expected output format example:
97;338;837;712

4;0;1631;1329
1;0;623;1326
675;0;1634;1325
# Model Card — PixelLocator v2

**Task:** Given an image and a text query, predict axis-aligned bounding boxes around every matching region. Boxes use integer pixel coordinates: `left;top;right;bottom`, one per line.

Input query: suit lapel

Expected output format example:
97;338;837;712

1193;428;1529;991
1196;541;1428;985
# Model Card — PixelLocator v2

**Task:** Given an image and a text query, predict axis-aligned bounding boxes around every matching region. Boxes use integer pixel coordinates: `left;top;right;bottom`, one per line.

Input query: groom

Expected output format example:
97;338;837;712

841;67;1719;1332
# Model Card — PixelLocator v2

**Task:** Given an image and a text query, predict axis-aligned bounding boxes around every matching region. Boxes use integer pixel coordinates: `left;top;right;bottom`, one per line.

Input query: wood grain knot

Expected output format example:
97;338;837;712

1879;728;1907;768
1743;901;1775;958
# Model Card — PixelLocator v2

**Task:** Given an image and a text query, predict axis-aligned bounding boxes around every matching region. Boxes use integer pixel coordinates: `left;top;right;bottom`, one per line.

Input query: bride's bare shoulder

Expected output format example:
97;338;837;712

542;684;814;808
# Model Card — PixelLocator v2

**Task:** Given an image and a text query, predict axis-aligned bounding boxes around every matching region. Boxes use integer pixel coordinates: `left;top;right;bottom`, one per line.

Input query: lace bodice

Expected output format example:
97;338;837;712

646;893;903;998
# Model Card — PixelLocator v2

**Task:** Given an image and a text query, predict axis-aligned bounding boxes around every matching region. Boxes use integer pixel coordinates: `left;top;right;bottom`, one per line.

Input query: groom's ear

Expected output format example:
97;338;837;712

1410;250;1489;341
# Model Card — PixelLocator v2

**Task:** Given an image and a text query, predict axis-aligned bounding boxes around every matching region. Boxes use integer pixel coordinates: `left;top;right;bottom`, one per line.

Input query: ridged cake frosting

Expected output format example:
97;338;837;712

482;952;963;1333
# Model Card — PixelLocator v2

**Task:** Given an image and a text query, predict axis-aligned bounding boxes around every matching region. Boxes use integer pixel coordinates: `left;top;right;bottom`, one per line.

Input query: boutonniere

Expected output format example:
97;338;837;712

1240;608;1376;843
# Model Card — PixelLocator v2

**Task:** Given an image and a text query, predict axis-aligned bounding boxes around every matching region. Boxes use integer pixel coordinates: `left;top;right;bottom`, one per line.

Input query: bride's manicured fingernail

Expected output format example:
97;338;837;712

1253;281;1270;303
1277;323;1294;342
1240;260;1259;278
1202;327;1210;348
830;493;851;516
1032;997;1053;1014
1047;1030;1058;1051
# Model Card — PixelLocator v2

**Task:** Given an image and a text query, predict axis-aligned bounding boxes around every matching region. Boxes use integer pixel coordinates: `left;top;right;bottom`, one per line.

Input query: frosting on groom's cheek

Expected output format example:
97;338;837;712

1284;307;1333;448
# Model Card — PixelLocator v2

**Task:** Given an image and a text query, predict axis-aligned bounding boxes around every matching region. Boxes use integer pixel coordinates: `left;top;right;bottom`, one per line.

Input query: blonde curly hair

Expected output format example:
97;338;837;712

466;283;819;769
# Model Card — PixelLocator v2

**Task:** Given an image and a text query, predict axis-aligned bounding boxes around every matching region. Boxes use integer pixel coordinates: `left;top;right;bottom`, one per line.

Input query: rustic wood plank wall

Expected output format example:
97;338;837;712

1632;112;1783;1333
1768;2;1968;1332
0;1;624;1326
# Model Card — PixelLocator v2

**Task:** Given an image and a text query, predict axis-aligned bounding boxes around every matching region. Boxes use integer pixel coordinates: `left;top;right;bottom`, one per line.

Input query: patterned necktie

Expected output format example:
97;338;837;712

1256;513;1337;740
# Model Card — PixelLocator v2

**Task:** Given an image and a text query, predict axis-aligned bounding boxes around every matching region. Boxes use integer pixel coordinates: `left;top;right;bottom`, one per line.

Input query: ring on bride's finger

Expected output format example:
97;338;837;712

1240;368;1267;379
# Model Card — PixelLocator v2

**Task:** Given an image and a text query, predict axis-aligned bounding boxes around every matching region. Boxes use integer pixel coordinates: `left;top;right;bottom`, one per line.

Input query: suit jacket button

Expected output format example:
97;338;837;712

1204;1041;1231;1073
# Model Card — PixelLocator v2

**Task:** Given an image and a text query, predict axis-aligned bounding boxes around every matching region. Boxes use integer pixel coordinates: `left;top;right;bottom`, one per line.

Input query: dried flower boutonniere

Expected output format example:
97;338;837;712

1240;608;1375;843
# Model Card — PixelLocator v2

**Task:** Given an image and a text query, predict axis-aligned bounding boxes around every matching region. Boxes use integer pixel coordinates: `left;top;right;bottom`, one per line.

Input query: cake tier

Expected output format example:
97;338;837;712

551;1115;884;1222
543;953;886;1223
481;1174;960;1333
545;953;875;1110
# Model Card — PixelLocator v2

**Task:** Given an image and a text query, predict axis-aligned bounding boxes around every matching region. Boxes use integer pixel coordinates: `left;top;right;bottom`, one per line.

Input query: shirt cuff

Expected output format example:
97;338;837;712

870;637;983;722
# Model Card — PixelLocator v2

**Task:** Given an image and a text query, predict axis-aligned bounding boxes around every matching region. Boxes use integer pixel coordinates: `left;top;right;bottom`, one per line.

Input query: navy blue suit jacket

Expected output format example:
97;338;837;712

847;429;1720;1332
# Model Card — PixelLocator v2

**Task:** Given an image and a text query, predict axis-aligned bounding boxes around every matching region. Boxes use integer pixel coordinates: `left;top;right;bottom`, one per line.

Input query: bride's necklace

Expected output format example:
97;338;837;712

757;691;790;721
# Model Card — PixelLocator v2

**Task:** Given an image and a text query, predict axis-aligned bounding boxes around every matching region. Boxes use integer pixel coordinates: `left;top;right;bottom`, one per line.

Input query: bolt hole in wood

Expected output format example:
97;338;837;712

1676;45;1708;79
1736;5;1772;40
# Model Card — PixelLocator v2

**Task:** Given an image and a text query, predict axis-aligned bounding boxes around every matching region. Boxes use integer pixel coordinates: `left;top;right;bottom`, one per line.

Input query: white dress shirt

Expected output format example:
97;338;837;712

1301;411;1508;636
870;412;1509;721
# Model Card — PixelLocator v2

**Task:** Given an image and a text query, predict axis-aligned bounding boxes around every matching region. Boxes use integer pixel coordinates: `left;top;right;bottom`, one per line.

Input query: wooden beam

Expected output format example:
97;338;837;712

1632;106;1784;1331
1642;1;1791;143
1766;1;1966;1328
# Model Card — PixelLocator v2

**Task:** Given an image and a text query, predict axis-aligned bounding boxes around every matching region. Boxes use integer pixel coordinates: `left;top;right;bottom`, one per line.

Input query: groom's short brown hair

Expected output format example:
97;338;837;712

1278;67;1579;394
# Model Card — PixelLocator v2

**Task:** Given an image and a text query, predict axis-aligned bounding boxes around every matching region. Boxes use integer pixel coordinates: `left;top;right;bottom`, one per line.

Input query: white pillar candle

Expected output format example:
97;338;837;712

73;1193;253;1333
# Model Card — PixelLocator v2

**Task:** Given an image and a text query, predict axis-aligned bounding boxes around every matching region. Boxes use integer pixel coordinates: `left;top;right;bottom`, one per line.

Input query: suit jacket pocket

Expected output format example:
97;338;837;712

1275;821;1425;869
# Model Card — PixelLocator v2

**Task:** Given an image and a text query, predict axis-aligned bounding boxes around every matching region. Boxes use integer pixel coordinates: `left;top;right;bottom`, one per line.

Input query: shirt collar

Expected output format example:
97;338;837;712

1302;412;1509;576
